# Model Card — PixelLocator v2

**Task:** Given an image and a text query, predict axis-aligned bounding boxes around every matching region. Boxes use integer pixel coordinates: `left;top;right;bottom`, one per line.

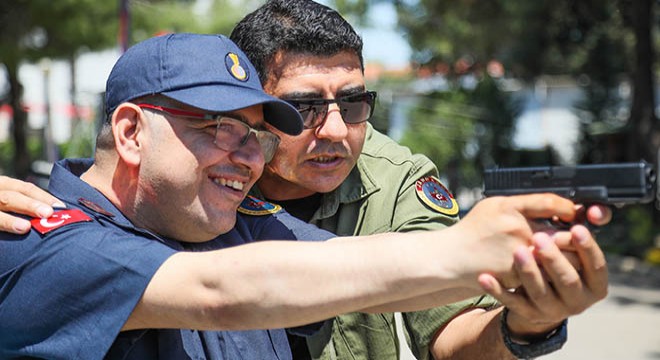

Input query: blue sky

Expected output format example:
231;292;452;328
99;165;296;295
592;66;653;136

358;3;412;69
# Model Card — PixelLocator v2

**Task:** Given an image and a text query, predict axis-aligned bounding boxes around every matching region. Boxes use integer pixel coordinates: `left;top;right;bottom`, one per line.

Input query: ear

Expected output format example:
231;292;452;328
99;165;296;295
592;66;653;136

111;103;144;167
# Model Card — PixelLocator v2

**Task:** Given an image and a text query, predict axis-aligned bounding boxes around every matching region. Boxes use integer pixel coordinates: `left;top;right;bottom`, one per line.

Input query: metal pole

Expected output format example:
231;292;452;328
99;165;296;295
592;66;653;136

119;0;131;53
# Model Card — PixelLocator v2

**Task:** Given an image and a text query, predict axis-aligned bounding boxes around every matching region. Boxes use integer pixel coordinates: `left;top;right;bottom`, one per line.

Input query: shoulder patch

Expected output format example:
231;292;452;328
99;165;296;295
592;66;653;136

414;176;459;216
238;195;282;216
31;209;92;234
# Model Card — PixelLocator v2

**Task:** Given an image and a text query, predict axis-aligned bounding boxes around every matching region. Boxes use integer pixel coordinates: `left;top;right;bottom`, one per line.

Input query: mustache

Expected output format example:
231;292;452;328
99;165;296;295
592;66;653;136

209;165;253;179
309;141;351;157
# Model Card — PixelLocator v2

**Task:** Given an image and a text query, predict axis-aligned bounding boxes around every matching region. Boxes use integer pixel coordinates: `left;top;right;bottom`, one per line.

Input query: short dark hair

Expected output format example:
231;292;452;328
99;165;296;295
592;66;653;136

230;0;364;84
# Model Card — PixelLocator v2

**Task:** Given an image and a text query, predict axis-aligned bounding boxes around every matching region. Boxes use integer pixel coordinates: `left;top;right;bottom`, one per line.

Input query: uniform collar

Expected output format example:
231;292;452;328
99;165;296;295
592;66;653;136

49;158;140;229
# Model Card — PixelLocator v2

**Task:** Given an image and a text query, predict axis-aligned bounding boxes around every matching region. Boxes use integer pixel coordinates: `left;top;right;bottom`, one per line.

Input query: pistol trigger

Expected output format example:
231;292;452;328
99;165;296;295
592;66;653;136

534;215;602;234
532;218;571;231
549;218;573;230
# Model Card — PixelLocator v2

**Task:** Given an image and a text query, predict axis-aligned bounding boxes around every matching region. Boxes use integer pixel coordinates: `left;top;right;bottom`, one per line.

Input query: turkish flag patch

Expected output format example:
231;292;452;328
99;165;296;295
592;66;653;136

31;209;92;234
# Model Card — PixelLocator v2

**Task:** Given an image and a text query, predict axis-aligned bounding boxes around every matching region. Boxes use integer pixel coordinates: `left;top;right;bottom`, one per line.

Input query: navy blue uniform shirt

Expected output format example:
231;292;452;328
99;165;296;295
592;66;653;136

0;158;334;359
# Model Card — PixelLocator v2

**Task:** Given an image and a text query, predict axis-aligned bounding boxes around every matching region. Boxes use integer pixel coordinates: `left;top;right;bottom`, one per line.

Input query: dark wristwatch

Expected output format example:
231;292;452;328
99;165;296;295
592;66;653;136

500;307;568;359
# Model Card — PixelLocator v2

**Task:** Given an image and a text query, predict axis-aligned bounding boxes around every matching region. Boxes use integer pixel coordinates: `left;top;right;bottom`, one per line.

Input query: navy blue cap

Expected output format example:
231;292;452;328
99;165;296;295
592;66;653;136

104;33;303;135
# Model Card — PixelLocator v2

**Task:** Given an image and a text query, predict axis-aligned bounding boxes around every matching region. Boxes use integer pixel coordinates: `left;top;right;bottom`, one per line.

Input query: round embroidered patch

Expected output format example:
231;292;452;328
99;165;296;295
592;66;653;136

225;52;249;82
238;195;282;215
414;176;459;216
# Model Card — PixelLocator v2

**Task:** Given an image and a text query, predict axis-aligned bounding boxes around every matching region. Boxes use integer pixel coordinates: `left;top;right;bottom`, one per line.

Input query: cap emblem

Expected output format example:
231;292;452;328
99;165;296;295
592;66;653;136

225;53;249;81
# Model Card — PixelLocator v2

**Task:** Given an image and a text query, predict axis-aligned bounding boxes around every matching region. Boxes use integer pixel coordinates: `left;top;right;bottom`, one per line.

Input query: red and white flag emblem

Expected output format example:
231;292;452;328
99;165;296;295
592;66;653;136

31;209;92;234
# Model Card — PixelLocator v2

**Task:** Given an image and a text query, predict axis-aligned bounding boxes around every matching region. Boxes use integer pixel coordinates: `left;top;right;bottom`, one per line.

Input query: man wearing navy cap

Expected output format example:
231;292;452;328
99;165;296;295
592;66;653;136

0;33;603;359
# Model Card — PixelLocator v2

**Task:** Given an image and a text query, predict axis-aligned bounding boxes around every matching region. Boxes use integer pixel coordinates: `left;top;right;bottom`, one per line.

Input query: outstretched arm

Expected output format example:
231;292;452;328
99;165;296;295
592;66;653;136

124;194;579;331
0;176;63;234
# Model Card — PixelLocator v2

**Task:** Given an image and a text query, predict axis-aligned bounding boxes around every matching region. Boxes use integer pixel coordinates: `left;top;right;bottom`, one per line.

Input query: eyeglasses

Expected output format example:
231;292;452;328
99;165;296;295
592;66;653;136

137;103;281;163
284;91;377;129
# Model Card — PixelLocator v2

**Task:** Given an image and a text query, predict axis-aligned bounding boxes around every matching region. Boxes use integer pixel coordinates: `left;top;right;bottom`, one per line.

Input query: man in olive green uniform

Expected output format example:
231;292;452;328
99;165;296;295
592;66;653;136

232;1;609;359
250;123;497;359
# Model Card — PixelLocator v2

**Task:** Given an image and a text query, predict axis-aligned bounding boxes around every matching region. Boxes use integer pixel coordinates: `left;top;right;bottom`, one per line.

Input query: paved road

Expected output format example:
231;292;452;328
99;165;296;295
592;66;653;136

544;283;660;360
398;255;660;360
522;254;660;360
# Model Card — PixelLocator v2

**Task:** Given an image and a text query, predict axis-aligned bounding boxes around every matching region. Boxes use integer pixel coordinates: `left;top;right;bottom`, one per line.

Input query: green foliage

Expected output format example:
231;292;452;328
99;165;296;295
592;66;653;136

646;247;660;266
398;74;519;190
469;75;520;167
0;137;47;175
598;205;660;258
130;1;203;41
627;206;656;249
331;0;369;24
0;0;249;76
129;0;248;41
0;0;250;178
27;136;45;162
59;120;97;159
367;74;417;134
392;0;631;80
0;142;12;175
399;88;475;176
395;1;522;72
341;0;659;258
0;0;117;64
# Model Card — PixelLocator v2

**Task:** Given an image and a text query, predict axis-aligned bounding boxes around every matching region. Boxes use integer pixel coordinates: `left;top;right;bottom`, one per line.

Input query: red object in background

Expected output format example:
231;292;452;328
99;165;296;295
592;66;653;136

0;104;13;117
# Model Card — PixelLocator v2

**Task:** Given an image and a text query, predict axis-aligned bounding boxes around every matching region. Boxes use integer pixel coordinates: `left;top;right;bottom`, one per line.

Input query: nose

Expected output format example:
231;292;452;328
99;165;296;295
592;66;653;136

315;103;348;141
228;134;266;171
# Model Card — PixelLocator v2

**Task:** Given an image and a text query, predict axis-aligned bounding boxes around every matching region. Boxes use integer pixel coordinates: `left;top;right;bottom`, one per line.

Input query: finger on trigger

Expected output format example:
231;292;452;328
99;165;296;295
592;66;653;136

514;194;576;223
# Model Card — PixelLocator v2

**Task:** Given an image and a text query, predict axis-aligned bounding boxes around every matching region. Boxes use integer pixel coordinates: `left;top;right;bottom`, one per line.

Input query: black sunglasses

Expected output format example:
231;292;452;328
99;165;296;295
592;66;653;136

285;91;377;129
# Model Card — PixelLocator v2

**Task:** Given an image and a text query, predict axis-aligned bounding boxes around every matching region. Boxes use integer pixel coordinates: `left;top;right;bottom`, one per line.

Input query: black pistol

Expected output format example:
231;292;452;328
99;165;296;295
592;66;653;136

482;161;656;207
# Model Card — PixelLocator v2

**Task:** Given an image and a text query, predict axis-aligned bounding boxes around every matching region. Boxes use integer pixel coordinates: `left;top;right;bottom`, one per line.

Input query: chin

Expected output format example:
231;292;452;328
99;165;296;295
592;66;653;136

305;180;344;194
204;212;236;235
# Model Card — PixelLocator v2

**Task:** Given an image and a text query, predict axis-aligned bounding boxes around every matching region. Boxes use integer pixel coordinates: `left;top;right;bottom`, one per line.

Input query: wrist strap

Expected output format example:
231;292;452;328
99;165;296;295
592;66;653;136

500;307;568;359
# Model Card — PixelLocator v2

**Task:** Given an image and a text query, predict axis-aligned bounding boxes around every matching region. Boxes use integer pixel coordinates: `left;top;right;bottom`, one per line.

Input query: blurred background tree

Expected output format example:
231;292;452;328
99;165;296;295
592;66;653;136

342;0;657;169
1;0;112;178
0;0;249;179
336;0;659;259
